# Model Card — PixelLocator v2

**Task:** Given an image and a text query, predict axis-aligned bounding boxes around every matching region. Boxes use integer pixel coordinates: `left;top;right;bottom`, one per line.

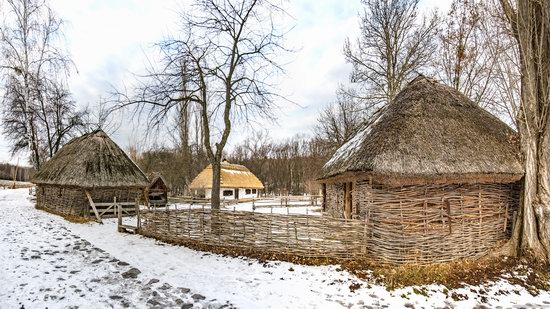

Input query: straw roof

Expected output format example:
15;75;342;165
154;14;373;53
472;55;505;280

32;130;149;188
321;75;523;184
189;161;264;189
148;172;169;190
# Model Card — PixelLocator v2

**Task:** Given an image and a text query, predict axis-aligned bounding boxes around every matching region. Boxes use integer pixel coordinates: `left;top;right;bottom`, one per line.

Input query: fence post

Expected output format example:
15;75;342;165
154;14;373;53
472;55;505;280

202;204;205;239
306;206;310;258
135;198;141;231
117;199;122;231
188;204;191;239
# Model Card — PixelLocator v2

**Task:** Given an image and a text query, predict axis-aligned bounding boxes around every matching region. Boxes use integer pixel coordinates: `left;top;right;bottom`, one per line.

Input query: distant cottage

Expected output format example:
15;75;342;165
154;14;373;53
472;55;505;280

319;76;523;264
189;161;264;200
32;130;149;219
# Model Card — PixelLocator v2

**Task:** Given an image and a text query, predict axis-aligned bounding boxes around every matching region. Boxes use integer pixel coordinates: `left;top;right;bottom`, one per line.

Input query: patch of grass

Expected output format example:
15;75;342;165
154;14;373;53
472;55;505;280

343;255;550;292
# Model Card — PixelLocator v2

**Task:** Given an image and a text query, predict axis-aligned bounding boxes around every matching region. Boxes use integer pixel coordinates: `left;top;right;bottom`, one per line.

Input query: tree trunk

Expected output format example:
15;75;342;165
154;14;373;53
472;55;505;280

500;0;550;262
211;161;221;209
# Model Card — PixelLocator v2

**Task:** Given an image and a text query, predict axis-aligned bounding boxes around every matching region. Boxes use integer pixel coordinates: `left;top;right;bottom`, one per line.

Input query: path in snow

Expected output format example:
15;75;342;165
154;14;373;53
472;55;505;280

0;189;233;309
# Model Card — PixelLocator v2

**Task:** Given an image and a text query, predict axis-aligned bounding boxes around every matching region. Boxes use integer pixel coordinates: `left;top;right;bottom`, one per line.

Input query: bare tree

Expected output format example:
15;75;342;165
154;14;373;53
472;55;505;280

343;0;438;106
435;0;495;105
0;0;80;168
33;79;87;158
499;0;550;261
115;0;290;208
481;0;521;128
314;85;367;153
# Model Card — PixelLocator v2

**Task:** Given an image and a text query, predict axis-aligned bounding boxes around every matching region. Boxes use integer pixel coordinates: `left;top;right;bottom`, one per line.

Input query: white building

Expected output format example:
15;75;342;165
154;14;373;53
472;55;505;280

189;161;264;200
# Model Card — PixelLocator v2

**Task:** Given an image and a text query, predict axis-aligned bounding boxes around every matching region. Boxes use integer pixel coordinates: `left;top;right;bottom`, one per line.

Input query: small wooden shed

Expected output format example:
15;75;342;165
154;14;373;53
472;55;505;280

319;76;523;264
32;130;149;220
147;173;169;207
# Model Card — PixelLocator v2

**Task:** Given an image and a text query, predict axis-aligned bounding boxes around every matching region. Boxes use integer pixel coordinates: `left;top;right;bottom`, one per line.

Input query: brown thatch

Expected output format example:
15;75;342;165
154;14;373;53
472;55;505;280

189;161;264;189
32;130;149;188
320;75;523;184
148;172;169;191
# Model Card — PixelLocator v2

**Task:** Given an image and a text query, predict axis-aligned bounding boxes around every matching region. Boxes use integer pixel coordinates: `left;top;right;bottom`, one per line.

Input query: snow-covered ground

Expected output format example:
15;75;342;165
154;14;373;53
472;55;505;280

2;188;550;308
165;198;322;216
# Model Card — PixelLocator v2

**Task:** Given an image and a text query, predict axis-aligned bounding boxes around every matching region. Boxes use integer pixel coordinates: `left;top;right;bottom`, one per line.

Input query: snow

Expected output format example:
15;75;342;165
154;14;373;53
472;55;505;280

323;112;383;170
323;124;370;169
2;188;550;308
165;198;323;216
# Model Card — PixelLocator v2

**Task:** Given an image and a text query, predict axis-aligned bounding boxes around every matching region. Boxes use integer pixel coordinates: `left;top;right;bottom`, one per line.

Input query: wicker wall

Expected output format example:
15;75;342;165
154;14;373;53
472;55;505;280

36;184;142;217
324;180;519;263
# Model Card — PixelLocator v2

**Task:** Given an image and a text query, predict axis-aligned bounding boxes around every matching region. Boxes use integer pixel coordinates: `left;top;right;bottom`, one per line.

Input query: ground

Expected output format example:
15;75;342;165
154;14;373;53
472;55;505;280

1;188;550;308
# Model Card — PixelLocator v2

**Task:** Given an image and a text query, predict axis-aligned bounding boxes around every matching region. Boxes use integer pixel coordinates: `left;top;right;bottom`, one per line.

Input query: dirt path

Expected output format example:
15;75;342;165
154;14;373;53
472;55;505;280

0;189;233;308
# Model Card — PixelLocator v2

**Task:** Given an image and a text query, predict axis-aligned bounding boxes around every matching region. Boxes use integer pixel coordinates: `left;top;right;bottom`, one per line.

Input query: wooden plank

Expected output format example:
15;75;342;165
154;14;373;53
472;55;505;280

94;202;136;207
85;190;103;224
98;204;115;217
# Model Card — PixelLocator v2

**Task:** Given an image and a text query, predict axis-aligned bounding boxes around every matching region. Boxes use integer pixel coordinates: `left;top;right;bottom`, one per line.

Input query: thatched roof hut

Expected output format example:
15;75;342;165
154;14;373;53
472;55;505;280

319;76;523;265
147;173;169;207
189;161;264;200
32;130;149;219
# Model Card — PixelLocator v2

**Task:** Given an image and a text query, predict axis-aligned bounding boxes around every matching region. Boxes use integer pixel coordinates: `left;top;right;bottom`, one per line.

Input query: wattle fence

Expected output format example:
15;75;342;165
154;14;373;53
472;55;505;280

139;208;368;261
137;194;513;265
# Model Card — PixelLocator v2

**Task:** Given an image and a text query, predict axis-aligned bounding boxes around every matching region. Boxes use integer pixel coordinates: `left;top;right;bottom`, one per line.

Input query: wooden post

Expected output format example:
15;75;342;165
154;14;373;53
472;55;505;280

117;201;123;232
135;198;141;231
85;190;102;224
504;203;509;232
188;204;191;238
478;187;482;237
445;199;452;235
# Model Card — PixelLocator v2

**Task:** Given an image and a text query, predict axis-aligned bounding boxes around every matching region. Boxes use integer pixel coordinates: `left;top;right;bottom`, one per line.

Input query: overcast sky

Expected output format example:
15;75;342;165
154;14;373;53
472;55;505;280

0;0;451;165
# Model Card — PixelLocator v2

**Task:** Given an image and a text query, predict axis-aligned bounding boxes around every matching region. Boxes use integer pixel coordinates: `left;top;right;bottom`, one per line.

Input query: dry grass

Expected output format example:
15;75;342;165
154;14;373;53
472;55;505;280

321;75;522;183
342;255;550;294
32;129;149;188
35;205;94;223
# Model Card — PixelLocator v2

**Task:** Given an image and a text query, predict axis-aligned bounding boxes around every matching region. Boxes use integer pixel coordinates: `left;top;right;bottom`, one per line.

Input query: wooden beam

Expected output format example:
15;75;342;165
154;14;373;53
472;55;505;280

85;190;103;224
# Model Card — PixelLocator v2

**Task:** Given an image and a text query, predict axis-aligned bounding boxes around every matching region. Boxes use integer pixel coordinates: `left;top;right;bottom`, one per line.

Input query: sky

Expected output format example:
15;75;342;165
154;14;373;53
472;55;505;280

0;0;451;165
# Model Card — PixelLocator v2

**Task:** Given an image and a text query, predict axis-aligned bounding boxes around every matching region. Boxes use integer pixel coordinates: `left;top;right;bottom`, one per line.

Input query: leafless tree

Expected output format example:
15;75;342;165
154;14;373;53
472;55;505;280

314;85;367;153
114;0;291;209
343;0;438;107
499;0;550;262
480;1;521;128
0;0;82;169
435;0;494;105
435;0;520;128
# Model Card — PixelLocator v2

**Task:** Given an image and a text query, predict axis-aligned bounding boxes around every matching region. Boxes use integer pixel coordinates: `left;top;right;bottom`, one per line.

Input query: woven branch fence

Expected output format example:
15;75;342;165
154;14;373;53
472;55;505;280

324;182;519;264
139;208;367;260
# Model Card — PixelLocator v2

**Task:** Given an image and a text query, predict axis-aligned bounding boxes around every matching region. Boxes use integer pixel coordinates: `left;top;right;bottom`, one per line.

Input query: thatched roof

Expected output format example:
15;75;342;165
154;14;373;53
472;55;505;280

32;130;149;188
189;161;264;189
148;172;169;190
321;75;523;184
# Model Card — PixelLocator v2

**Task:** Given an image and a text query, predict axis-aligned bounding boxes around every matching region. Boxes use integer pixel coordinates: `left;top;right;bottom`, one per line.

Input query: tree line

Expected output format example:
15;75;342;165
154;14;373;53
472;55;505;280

0;162;33;181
